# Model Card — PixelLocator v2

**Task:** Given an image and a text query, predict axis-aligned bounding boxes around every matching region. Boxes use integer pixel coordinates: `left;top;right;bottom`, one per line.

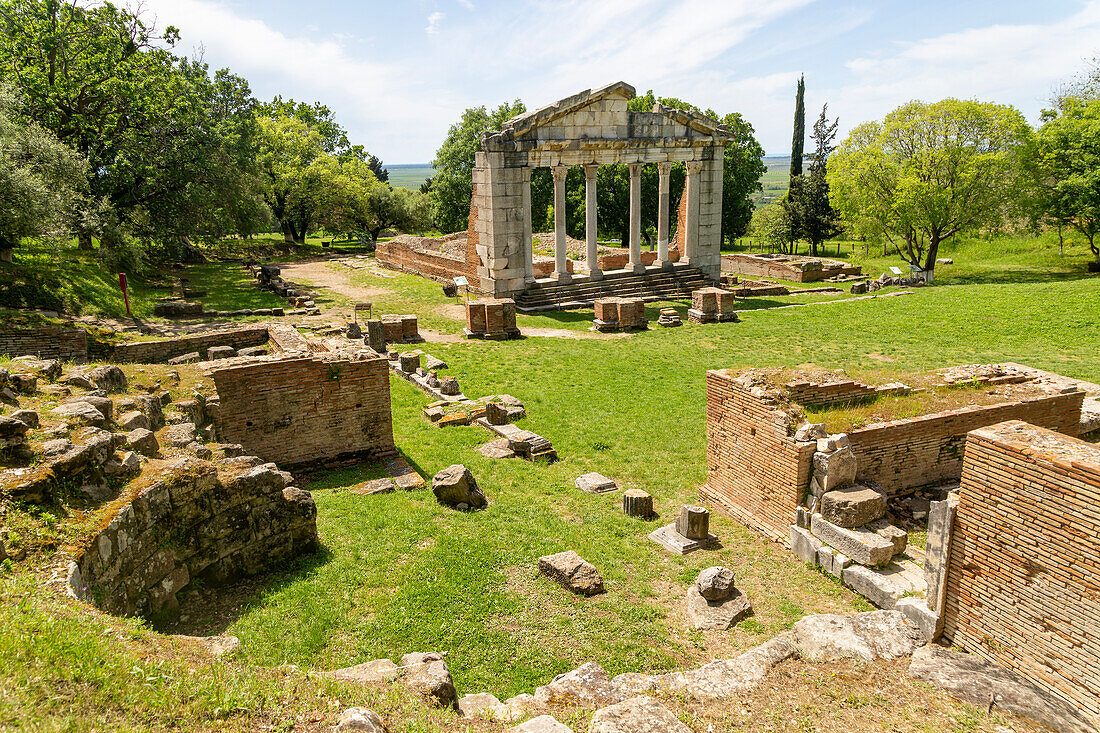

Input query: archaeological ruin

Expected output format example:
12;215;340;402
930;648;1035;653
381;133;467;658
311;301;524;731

377;82;730;310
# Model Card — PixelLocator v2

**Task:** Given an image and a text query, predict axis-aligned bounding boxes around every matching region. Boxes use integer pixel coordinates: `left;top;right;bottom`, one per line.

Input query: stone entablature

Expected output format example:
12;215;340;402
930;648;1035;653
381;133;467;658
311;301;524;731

470;81;731;297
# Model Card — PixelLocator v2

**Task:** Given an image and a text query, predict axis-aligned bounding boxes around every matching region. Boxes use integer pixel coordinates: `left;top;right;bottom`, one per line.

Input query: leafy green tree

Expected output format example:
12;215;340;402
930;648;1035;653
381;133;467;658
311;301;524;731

258;97;354;158
367;154;389;185
255;113;333;243
1034;97;1100;265
828;98;1032;279
790;75;806;178
0;86;85;261
749;203;793;252
430;100;525;233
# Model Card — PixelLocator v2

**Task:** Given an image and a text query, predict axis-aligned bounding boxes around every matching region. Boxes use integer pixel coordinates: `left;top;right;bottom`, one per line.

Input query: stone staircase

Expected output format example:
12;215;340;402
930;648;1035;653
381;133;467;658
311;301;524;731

514;263;714;312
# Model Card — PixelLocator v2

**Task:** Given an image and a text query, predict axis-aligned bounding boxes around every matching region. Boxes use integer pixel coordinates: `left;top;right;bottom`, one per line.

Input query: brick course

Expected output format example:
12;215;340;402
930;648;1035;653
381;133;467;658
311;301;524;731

112;326;269;363
209;354;395;469
942;421;1100;722
0;327;87;362
375;237;476;286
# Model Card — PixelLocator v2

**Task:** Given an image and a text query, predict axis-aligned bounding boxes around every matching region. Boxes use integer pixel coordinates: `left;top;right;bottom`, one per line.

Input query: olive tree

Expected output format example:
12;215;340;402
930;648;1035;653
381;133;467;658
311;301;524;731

828;99;1032;279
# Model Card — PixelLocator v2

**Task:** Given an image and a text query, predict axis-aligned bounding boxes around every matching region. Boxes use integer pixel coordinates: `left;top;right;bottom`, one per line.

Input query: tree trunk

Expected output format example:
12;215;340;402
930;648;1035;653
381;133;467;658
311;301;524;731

281;221;294;243
0;247;12;263
1057;223;1064;256
922;236;942;282
78;232;93;250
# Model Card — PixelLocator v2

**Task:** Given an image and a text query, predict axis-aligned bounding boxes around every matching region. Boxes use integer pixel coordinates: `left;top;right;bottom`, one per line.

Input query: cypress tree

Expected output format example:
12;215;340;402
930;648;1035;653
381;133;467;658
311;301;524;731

790;75;806;178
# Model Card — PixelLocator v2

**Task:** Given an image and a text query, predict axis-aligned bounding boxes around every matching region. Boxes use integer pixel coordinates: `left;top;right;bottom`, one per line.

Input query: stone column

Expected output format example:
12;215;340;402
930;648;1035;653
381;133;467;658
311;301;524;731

684;160;703;265
584;164;602;281
657;161;672;271
552;165;571;283
627;162;645;274
521;167;534;282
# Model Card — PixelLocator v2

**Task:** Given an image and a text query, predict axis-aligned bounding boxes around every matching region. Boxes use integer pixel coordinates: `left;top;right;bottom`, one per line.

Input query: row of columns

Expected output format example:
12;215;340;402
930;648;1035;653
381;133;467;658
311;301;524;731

520;160;704;284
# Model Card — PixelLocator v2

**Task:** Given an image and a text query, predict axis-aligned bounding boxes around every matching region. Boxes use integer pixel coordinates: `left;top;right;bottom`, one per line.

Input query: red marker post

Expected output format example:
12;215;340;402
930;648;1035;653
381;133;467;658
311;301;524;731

118;272;132;317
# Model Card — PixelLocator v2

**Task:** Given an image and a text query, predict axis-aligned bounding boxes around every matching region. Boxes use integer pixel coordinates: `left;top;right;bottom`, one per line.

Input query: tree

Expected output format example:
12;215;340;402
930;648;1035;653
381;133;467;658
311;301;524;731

430;100;525;233
786;105;840;255
827;99;1032;279
255;113;332;243
790;75;806;178
367;154;389;185
1033;97;1100;266
719;112;766;243
749;203;793;252
0;86;85;261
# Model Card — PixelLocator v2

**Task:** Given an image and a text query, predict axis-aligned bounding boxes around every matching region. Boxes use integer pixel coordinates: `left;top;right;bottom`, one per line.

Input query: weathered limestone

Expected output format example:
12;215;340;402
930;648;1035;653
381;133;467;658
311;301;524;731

533;661;622;707
791;610;924;662
326;658;401;683
431;464;487;509
575;472;617;494
537;550;605;596
589;696;691;733
909;645;1095;733
676;505;709;540
696;566;735;600
924;494;958;615
819;484;886;527
399;652;456;708
841;564;906;610
685;567;752;630
511;716;574;733
810;512;895;566
812;446;858;494
649;506;718;555
621;489;653;518
334;707;385;733
365;319;386;353
458;692;503;718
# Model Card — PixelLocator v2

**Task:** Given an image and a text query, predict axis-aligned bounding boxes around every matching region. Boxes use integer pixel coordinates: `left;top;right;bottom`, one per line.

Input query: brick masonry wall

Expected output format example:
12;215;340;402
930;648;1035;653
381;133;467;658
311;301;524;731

941;421;1100;722
846;391;1084;496
112;326;269;363
0;327;88;361
375;237;476;287
719;254;863;282
787;380;878;407
209;355;395;468
72;459;317;617
702;369;816;542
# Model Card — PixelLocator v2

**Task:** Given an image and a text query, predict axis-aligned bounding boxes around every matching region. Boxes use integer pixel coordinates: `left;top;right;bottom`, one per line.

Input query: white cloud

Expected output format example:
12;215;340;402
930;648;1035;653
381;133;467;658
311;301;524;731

457;0;475;10
425;11;445;35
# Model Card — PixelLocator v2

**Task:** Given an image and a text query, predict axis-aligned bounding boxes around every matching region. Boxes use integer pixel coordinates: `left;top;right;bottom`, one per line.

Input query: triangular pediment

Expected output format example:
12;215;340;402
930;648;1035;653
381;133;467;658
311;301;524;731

502;81;636;137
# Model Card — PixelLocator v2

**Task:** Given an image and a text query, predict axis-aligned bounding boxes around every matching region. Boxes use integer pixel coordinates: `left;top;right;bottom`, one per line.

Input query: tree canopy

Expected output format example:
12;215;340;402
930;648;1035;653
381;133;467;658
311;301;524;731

827;98;1032;277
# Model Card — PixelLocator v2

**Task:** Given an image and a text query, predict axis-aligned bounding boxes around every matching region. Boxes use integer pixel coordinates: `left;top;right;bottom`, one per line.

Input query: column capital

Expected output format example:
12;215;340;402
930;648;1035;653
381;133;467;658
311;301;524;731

584;163;599;180
551;165;568;183
628;162;643;177
657;161;672;176
685;159;704;175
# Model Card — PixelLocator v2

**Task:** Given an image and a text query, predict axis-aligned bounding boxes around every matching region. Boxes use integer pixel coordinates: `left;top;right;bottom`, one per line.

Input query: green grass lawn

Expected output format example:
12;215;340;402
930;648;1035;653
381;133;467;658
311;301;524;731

1;230;1097;731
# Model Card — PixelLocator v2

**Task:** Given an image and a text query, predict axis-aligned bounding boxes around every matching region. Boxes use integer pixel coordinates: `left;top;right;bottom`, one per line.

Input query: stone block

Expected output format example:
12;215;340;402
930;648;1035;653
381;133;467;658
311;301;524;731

207;346;237;360
575;472;617;494
398;352;420;373
810;513;895;566
812;446;857;492
537;550;604;596
676;505;710;540
816;546;851;578
924;494;958;613
895;596;938;641
819;484;886;527
790;526;822;564
648;523;717;555
841;564;905;610
868;519;908;556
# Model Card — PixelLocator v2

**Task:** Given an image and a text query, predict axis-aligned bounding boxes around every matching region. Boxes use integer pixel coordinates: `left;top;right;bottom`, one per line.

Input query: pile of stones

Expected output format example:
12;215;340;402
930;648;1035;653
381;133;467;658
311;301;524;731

248;263;321;315
656;308;682;327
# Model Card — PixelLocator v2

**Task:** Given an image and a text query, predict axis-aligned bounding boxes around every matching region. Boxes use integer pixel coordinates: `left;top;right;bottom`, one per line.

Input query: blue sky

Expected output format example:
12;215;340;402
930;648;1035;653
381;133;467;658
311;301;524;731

145;0;1100;163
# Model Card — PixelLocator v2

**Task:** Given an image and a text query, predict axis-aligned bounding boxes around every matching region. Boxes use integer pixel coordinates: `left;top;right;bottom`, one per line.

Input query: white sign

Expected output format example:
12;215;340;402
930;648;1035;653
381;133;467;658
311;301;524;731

453;276;469;287
889;266;904;276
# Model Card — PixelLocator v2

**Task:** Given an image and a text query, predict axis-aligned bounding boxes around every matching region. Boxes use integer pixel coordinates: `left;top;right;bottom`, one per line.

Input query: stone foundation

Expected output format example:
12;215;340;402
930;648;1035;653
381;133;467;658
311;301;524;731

687;287;738;324
69;458;317;617
112;326;270;364
720;253;862;282
593;297;648;332
464;298;521;340
0;326;88;362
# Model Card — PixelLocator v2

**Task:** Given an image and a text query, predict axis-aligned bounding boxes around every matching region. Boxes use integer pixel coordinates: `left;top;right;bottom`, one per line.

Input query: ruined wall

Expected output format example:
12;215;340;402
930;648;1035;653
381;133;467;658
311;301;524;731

209;354;395;468
375;237;476;286
786;380;879;407
846;391;1084;496
0;327;87;362
71;458;317;617
701;369;816;542
720;253;862;283
941;421;1100;721
113;326;269;363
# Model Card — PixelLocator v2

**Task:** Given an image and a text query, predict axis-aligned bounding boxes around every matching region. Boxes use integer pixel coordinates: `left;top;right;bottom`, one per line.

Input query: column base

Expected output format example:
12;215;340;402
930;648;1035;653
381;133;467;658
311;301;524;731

553;271;572;284
629;263;646;274
588;268;604;281
659;259;674;271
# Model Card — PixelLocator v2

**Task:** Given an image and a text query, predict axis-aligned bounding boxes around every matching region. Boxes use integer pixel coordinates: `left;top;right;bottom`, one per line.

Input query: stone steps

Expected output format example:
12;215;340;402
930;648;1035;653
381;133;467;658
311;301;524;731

515;265;713;312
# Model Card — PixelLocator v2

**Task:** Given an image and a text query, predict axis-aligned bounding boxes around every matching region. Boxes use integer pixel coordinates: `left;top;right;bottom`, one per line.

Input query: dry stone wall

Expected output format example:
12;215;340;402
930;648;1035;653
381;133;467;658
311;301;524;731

0;327;88;362
209;354;395;469
941;421;1100;723
70;458;317;617
112;327;269;363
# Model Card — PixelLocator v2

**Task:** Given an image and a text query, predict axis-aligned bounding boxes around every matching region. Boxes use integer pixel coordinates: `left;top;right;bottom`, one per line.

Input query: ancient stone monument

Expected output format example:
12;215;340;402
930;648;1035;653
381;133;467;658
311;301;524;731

469;81;731;297
593;297;647;332
649;505;718;554
688;286;738;324
464;298;521;340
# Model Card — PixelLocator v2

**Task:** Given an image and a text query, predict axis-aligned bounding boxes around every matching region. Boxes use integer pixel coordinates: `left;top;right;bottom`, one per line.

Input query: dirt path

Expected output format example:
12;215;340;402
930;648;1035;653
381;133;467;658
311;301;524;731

279;259;395;301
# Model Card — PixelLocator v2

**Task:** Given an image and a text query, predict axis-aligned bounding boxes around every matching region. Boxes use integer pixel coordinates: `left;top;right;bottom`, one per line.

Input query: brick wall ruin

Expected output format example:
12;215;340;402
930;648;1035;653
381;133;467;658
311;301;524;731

70;458;317;617
701;369;816;542
375;234;476;287
208;353;395;469
702;368;1085;541
785;379;879;407
846;392;1083;497
941;421;1100;722
112;326;269;363
0;327;88;362
719;253;862;283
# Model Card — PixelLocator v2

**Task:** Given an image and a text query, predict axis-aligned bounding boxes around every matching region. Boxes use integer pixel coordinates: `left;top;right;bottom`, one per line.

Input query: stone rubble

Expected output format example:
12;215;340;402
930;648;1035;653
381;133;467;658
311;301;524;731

537;551;605;596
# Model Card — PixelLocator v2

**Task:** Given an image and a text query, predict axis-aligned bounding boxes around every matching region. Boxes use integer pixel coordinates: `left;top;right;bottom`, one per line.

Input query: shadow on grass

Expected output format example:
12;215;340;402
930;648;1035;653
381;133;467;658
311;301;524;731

155;543;335;637
936;269;1097;287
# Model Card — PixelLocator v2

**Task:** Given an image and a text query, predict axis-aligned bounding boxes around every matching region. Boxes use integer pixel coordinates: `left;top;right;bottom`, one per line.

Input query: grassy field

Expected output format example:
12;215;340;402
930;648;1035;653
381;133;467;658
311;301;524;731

385;164;436;190
750;155;791;205
0;231;1097;731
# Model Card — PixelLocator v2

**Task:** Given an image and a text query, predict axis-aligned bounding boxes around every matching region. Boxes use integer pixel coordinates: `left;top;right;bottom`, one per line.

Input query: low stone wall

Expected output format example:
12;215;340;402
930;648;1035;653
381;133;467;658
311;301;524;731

720;253;862;283
942;421;1100;722
375;237;475;286
596;249;662;271
209;353;395;469
701;369;816;542
112;326;270;364
70;458;317;617
786;379;879;407
0;327;88;362
846;391;1083;496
